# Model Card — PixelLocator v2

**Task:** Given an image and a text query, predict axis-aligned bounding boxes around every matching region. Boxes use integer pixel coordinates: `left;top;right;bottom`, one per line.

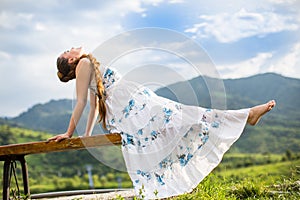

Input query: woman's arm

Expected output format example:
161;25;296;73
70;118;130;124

84;91;99;136
48;58;92;142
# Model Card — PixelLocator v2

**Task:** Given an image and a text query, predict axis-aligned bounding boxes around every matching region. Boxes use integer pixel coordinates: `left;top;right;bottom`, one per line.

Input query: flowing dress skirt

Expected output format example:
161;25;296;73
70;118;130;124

97;66;249;199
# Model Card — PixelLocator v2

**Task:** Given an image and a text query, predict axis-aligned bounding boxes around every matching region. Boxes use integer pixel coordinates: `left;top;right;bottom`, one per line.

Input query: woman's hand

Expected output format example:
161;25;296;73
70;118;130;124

47;133;71;142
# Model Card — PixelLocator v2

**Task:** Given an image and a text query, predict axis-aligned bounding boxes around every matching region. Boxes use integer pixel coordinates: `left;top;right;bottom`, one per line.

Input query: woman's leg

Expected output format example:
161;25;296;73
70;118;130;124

247;100;276;126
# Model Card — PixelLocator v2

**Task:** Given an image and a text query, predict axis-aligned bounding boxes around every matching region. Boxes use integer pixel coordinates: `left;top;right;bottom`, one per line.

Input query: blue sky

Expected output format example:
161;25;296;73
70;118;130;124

0;0;299;117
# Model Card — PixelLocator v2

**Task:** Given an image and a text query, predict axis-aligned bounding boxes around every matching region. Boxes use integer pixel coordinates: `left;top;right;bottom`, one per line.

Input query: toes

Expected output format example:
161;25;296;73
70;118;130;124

270;100;276;107
267;100;276;111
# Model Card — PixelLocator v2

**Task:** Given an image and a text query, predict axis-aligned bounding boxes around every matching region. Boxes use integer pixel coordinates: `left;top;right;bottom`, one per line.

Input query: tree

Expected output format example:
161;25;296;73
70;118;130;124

285;149;293;160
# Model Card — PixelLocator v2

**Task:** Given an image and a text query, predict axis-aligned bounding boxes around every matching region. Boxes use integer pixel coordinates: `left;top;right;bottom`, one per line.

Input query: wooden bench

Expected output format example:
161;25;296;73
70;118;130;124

0;133;122;200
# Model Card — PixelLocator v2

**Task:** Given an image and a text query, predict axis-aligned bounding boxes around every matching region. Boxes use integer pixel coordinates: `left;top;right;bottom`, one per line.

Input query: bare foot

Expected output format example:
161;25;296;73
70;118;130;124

247;100;276;126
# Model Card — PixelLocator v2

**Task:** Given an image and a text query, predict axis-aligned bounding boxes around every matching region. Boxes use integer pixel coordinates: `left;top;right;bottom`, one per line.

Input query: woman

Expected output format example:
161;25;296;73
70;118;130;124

48;47;275;199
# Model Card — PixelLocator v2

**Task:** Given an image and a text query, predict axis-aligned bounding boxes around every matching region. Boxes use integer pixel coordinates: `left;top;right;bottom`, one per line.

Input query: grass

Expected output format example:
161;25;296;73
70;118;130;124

112;159;300;200
3;159;300;200
1;131;299;200
172;159;300;200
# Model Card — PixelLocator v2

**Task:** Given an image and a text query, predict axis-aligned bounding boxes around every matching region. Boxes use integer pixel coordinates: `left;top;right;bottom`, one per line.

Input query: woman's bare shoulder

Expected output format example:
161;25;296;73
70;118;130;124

78;57;91;65
76;58;92;75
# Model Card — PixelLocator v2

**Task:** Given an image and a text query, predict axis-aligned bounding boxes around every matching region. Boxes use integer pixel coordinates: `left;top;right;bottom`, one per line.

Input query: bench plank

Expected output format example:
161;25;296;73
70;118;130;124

0;133;121;157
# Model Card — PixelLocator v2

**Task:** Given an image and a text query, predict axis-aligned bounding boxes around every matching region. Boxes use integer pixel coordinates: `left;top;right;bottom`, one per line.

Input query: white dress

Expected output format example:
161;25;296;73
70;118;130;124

90;65;249;199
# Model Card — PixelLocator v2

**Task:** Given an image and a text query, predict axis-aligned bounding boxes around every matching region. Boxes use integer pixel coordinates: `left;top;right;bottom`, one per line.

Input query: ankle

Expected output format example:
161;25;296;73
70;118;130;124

247;109;253;122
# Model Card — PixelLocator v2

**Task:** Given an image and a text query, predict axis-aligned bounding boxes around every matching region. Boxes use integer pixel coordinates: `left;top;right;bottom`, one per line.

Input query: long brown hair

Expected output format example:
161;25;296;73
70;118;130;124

56;54;107;129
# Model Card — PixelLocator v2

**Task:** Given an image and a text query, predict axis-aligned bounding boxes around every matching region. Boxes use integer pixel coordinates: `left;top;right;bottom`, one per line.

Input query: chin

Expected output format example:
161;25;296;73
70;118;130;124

79;47;85;54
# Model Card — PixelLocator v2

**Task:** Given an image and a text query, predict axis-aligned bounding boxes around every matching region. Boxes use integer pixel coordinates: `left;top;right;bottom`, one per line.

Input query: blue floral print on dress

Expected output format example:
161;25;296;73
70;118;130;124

110;118;115;125
155;173;165;185
163;108;173;123
137;129;143;135
150;116;156;122
202;135;209;144
123;99;135;118
102;67;120;89
122;133;134;146
151;130;159;140
178;153;193;167
137;170;151;180
104;68;114;79
140;103;146;111
143;88;151;97
159;156;173;169
175;104;182;110
212;121;220;128
130;109;218;191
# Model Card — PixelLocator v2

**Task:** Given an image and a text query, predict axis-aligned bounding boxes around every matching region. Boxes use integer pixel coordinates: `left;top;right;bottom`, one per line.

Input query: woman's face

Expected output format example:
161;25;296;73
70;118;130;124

60;47;84;63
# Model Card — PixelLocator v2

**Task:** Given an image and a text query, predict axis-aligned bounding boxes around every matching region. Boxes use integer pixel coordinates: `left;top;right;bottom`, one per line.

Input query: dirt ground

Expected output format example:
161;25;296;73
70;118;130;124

35;189;135;200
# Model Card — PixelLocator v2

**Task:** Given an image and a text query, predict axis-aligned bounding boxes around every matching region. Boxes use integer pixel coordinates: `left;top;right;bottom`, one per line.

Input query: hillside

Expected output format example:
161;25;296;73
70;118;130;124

10;99;73;133
2;73;300;153
156;73;300;117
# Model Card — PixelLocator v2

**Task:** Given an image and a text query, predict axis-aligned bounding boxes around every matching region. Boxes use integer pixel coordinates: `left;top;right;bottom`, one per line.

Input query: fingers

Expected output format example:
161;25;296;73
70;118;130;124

47;136;58;142
47;134;69;142
54;136;63;142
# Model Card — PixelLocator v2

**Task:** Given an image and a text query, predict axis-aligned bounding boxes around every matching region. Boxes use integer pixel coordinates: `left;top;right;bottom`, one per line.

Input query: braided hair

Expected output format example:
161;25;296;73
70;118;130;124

56;54;107;129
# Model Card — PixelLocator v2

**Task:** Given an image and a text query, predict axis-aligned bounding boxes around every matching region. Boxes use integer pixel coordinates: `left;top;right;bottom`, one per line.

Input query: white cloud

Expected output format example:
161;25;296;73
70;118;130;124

217;52;273;78
34;22;47;31
142;0;164;6
216;41;300;79
0;11;34;29
93;1;145;17
0;0;171;116
0;51;12;59
267;0;297;4
0;0;300;117
269;42;300;77
0;52;73;117
185;8;299;43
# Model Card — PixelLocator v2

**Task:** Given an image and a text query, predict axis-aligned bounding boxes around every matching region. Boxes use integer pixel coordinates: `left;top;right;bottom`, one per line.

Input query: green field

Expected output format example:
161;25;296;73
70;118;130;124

1;125;299;199
2;154;299;199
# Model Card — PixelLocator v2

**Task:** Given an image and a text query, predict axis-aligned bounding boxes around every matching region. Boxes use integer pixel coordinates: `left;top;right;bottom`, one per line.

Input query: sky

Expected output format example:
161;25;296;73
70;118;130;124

0;0;299;117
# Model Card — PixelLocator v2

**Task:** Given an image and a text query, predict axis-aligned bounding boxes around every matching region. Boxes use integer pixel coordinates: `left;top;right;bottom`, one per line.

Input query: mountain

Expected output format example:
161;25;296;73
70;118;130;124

3;73;300;153
11;99;73;133
156;73;300;117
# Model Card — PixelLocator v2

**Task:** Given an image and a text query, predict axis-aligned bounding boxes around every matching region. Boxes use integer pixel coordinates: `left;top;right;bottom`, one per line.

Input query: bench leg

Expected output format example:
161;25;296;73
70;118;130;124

2;155;30;200
3;159;11;200
19;156;30;197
